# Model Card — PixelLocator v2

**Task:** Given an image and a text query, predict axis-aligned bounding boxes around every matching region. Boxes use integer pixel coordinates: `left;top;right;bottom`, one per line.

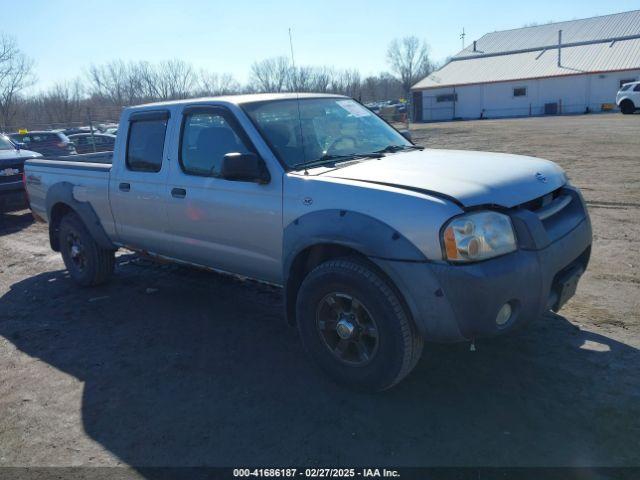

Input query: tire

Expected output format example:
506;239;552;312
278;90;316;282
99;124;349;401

296;257;423;391
58;212;115;287
620;100;635;115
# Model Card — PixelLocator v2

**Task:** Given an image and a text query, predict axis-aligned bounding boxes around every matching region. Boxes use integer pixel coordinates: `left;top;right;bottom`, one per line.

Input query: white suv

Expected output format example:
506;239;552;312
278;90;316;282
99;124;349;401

616;81;640;114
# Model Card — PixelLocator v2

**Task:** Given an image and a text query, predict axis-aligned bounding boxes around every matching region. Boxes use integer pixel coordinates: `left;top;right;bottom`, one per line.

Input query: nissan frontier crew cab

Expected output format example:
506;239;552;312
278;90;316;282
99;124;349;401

24;93;592;391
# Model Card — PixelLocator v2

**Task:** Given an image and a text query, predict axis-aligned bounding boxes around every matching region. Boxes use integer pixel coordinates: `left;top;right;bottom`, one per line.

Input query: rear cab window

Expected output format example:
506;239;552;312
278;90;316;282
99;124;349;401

126;111;170;173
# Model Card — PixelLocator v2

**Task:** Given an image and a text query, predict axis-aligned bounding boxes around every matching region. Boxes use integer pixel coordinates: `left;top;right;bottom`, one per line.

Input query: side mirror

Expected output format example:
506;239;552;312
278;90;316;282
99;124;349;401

14;142;25;150
399;129;412;142
220;152;270;184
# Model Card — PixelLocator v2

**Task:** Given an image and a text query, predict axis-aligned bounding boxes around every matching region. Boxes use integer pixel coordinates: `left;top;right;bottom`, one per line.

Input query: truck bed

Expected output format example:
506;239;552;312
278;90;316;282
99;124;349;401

24;156;114;232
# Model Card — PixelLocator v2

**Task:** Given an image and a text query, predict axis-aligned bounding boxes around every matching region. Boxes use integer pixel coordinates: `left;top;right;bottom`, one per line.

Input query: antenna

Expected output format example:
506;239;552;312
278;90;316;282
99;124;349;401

289;27;308;175
460;27;466;49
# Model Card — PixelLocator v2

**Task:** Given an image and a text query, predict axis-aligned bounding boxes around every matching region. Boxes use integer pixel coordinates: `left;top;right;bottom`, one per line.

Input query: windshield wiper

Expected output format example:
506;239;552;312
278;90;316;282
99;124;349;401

374;144;424;154
291;152;384;171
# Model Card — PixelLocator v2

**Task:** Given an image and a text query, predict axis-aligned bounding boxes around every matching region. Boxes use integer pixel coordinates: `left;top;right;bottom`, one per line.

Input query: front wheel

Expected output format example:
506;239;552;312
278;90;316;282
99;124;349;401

296;257;423;391
58;212;115;286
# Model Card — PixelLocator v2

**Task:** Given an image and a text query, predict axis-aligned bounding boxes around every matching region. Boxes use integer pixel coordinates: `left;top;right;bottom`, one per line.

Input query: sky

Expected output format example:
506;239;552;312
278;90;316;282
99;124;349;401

3;0;639;92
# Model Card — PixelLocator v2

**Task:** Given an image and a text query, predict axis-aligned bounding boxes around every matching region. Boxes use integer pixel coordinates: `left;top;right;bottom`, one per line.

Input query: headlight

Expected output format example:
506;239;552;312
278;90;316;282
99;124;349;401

442;211;516;263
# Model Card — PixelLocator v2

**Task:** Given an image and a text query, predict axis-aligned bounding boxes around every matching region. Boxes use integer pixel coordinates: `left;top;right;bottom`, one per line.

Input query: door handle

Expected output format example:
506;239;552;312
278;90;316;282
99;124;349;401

171;187;187;199
119;182;130;192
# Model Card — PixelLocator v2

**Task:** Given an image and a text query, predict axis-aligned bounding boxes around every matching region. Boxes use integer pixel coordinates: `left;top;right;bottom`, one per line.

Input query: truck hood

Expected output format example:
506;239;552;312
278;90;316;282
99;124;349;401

320;148;566;208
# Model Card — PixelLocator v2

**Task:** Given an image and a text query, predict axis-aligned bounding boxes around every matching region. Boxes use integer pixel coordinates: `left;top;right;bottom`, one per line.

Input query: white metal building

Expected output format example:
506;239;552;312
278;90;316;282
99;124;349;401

411;10;640;121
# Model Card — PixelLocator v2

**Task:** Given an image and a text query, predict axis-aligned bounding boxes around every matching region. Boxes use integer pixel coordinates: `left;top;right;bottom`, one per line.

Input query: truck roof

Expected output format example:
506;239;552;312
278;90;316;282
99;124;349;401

126;93;348;111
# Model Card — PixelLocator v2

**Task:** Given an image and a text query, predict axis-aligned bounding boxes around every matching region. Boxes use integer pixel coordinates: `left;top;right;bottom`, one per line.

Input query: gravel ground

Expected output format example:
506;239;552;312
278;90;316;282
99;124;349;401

0;113;639;472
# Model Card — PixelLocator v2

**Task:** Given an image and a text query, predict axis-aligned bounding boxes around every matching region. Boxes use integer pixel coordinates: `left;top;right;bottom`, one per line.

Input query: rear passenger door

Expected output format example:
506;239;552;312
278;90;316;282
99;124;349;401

164;105;282;283
110;110;173;254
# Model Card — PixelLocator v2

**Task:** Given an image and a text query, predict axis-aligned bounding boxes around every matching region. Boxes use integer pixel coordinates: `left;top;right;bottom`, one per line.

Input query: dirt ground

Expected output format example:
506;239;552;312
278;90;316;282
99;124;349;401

0;113;639;473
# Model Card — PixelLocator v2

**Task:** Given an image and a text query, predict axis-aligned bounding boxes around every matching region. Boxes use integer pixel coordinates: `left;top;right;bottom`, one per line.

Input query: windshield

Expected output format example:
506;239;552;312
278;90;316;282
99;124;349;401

0;134;16;151
243;98;412;169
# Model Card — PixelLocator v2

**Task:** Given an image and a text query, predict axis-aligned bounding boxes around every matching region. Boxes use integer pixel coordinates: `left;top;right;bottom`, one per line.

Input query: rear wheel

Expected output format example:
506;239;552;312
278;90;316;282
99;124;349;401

58;212;115;286
620;100;635;115
296;257;423;391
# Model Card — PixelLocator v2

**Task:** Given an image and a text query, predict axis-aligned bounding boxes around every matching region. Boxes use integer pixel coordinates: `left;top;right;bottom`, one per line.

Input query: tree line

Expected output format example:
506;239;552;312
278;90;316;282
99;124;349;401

0;34;434;131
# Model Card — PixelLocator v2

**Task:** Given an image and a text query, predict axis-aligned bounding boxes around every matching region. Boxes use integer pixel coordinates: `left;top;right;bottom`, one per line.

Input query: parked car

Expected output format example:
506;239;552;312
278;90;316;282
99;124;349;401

616;81;640;114
61;127;92;137
68;133;116;154
9;131;76;156
0;134;41;213
97;123;118;134
24;93;592;391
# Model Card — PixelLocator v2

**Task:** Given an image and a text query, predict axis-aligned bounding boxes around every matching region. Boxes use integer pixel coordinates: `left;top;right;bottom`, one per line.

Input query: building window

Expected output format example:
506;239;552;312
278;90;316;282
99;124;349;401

620;79;636;88
513;87;527;97
436;93;457;103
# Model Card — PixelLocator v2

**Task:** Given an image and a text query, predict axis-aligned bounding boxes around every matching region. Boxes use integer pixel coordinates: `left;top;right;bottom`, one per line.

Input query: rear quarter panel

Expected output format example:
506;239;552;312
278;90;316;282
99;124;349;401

25;161;116;238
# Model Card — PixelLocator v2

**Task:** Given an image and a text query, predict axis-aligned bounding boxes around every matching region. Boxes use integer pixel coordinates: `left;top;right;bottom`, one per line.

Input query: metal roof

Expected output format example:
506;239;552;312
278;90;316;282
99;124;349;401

455;9;640;59
413;10;640;90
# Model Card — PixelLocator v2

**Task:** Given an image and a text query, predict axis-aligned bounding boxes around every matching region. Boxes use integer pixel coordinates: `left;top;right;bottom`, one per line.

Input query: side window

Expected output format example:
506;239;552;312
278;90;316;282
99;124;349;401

634;84;640;92
180;110;251;176
126;117;168;173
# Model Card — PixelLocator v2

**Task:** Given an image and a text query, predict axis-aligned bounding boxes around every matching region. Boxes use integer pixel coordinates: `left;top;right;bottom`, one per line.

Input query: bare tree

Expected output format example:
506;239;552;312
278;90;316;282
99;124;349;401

332;69;362;99
198;71;241;96
38;79;84;124
6;47;433;129
88;60;145;105
152;60;197;100
309;67;333;93
0;35;35;130
359;73;402;103
386;36;433;99
250;57;290;93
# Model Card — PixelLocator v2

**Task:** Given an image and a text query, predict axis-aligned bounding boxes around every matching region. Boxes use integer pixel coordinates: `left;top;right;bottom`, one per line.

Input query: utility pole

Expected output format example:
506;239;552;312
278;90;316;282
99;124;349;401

460;28;466;49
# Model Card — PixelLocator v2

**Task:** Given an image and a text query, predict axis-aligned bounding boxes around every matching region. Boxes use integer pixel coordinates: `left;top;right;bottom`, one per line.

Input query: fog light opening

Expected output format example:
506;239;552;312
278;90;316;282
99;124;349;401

496;302;513;327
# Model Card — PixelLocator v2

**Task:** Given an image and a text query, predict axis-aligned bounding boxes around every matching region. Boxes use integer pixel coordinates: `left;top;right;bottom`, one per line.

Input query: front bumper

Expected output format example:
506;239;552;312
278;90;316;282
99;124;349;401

373;185;592;342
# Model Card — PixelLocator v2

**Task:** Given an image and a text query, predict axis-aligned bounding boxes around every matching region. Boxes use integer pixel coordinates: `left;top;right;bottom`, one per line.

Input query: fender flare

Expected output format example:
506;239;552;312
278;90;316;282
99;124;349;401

46;182;115;251
283;209;427;274
282;209;428;324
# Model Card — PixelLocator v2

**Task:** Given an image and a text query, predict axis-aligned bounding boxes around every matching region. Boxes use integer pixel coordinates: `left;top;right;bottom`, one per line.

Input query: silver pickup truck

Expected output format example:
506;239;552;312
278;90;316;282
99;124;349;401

24;93;592;391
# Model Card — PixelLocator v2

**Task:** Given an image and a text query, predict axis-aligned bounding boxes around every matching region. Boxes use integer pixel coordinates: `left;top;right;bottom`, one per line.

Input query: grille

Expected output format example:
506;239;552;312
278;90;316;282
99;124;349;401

0;162;23;185
518;187;586;243
520;188;563;213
